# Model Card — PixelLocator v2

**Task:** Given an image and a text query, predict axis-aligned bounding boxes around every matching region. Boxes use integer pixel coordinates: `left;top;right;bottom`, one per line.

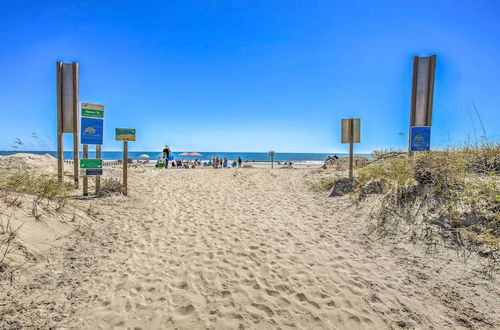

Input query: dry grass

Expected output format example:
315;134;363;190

309;175;338;192
353;144;500;267
99;177;123;196
0;169;69;202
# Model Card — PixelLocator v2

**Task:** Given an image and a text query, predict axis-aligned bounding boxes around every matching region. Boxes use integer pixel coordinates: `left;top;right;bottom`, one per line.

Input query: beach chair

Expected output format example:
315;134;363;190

155;158;165;168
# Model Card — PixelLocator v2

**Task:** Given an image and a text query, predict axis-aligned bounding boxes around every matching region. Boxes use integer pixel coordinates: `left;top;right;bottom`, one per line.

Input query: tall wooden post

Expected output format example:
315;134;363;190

123;141;128;195
271;155;274;169
72;63;79;187
56;62;64;182
96;145;101;195
83;145;88;196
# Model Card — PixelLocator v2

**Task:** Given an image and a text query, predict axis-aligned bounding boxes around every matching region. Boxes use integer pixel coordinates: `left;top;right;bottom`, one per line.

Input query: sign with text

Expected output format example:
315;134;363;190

410;126;431;151
81;103;104;145
82;168;103;176
80;159;103;169
268;151;275;157
116;128;136;141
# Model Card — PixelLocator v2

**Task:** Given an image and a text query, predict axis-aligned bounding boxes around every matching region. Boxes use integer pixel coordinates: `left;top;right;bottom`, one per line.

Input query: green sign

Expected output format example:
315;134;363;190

82;108;104;118
80;159;103;169
116;128;136;141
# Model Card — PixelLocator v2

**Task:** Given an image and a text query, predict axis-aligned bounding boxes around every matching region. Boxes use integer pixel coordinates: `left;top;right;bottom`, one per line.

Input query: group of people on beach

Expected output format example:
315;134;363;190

158;145;243;169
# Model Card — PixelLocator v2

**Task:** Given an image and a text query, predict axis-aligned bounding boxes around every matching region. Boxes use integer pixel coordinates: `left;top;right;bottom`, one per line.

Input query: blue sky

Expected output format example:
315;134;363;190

0;0;499;153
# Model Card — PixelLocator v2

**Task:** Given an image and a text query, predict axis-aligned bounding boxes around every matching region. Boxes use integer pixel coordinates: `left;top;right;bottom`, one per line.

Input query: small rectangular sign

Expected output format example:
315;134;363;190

341;118;361;144
410;126;431;151
116;128;136;141
268;151;275;157
81;117;104;145
83;168;103;176
82;108;104;118
81;103;104;118
80;159;103;169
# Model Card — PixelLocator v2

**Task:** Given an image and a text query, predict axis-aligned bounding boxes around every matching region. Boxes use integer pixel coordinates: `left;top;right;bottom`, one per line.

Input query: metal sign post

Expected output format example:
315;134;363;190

409;55;436;153
268;151;275;169
80;103;104;196
116;128;136;196
341;118;361;180
56;62;79;187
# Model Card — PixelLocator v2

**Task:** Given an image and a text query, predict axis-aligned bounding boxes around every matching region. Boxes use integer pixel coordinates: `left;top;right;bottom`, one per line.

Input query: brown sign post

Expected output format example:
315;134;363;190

56;62;79;187
116;128;136;195
341;118;361;180
268;151;275;169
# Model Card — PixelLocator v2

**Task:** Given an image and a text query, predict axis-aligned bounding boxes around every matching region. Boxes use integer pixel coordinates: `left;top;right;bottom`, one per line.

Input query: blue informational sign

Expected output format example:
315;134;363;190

410;126;431;151
85;169;103;176
81;117;103;145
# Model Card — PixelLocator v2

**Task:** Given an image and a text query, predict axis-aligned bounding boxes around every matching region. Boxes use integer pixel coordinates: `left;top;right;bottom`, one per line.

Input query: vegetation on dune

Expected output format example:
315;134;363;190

311;144;500;268
0;168;71;274
0;169;69;203
351;144;500;268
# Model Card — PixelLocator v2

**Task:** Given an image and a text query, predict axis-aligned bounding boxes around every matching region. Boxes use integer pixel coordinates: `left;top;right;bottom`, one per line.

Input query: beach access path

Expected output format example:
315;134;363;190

62;167;497;329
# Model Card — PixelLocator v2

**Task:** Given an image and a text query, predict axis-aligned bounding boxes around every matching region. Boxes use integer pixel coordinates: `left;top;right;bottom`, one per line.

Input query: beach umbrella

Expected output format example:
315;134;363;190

188;152;202;156
139;154;149;158
179;152;190;156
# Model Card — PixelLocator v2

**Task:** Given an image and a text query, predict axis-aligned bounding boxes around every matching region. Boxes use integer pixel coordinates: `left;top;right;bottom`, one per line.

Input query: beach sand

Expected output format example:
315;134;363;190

1;154;499;329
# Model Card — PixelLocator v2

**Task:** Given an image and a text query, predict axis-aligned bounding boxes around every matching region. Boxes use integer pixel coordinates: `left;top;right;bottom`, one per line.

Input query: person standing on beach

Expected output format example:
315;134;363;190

238;156;242;168
162;145;171;169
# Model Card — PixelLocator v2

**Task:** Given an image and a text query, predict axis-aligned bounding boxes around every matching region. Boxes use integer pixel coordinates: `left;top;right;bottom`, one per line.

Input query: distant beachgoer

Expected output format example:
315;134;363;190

223;157;228;168
333;154;339;160
238;157;242;167
162;145;171;168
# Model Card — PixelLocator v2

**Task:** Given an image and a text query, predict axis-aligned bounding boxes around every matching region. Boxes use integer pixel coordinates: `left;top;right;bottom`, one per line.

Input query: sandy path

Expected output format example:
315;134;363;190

71;168;498;329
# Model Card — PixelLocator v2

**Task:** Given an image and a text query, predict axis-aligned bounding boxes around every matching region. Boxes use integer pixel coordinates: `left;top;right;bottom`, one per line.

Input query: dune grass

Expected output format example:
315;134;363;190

352;144;500;266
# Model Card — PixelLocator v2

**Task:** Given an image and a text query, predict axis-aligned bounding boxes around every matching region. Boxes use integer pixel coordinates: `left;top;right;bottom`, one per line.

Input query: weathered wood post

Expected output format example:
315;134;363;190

341;118;360;180
123;141;128;196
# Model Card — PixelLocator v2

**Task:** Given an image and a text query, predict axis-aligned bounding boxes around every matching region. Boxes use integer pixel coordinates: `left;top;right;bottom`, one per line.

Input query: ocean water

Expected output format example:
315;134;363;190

0;151;370;162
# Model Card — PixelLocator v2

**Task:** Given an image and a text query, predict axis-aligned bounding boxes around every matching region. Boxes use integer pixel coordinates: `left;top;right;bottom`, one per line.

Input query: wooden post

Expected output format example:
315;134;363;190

95;145;101;195
72;63;79;188
349;141;354;180
56;62;64;182
83;144;88;196
123;141;128;195
349;119;354;180
271;155;274;169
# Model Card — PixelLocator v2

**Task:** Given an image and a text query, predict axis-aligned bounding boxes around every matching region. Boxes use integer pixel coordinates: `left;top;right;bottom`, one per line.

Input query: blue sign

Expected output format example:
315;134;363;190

85;169;103;176
81;117;103;145
410;126;431;151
